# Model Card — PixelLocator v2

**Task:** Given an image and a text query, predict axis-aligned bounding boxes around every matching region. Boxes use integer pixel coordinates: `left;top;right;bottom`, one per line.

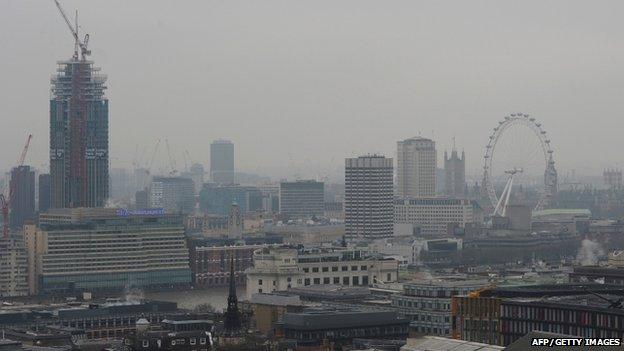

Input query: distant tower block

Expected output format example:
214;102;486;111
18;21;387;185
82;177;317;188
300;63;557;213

444;140;465;197
397;137;437;198
604;169;622;189
211;140;235;184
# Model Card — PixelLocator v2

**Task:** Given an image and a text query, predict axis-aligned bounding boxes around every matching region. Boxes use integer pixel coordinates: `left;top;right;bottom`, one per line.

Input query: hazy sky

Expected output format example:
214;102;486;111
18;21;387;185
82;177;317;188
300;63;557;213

1;0;623;182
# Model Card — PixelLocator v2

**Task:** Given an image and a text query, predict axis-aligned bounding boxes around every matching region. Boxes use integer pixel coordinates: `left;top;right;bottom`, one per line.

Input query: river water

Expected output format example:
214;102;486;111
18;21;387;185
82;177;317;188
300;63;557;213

144;286;247;312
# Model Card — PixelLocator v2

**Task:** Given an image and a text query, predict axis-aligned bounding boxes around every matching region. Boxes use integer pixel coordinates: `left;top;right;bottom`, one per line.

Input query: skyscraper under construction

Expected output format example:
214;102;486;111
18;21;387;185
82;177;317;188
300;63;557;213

50;58;109;208
49;1;109;208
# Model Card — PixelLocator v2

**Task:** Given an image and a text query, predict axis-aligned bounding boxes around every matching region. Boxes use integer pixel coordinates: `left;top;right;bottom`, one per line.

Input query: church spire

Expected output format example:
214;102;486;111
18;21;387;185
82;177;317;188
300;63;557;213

223;256;241;334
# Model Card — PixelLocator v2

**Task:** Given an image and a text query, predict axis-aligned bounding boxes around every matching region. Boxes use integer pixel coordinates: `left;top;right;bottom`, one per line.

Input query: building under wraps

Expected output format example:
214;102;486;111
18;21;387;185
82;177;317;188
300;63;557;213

50;59;108;208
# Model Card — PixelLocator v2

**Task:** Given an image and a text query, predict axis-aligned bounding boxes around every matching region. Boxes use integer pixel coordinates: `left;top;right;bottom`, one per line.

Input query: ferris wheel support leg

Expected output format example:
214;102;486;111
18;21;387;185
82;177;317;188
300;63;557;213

493;177;511;216
501;176;514;217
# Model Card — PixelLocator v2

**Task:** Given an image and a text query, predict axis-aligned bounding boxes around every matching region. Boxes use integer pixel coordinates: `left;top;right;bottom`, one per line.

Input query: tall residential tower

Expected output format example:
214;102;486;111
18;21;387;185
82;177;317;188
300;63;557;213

210;140;235;184
9;166;36;229
50;59;109;208
344;155;394;242
396;137;437;198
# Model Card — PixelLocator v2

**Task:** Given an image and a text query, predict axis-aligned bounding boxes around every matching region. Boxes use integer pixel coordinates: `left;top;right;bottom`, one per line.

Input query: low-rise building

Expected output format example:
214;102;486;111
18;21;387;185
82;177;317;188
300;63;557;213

245;246;398;298
123;317;213;351
0;299;181;340
274;309;409;349
0;237;28;297
247;294;304;335
394;198;483;237
189;239;264;288
391;279;488;337
452;283;624;346
24;208;191;294
569;265;624;285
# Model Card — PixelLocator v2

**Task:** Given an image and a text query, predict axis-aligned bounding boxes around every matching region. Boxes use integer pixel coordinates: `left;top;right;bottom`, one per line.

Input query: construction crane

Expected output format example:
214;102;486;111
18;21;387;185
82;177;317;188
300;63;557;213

182;150;195;172
146;139;161;175
165;139;178;176
52;0;91;61
1;134;33;238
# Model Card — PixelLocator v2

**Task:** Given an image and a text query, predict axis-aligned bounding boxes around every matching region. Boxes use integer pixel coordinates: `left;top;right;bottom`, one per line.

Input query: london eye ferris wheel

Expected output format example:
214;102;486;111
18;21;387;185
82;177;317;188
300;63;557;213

482;113;558;216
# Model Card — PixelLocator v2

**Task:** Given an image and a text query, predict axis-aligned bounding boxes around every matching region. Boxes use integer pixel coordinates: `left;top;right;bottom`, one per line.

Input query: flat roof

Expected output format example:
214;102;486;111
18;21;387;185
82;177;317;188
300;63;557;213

402;336;503;351
281;310;407;330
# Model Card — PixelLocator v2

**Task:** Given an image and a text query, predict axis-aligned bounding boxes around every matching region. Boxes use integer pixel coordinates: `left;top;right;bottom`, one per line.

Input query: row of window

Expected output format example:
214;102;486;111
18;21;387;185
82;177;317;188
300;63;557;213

302;265;369;273
304;275;370;286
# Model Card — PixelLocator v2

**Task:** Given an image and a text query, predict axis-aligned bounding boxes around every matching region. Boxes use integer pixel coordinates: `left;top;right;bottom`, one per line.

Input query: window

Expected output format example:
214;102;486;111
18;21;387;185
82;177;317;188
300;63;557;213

258;289;262;293
343;277;349;285
362;276;369;286
342;266;348;271
351;265;358;271
332;266;338;272
287;277;291;282
333;277;340;284
200;338;206;345
142;340;149;348
297;279;302;284
322;267;329;272
313;278;320;284
387;273;392;281
353;276;359;285
258;279;263;285
190;338;197;345
303;268;309;273
360;265;367;270
305;278;310;286
312;267;319;273
323;277;330;284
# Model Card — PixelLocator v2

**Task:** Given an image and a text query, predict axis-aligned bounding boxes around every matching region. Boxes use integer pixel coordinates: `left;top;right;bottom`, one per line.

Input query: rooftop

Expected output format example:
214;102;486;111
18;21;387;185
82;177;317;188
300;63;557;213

249;294;302;307
486;283;624;298
287;285;371;300
401;336;503;351
532;208;591;218
280;309;408;330
506;293;624;314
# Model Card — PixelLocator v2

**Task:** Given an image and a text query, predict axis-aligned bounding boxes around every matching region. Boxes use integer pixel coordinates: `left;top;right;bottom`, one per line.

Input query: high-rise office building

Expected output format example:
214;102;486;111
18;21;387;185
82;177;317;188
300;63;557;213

396;137;437;198
344;155;394;242
199;183;263;216
9;166;36;229
444;148;466;197
150;177;195;214
38;174;51;213
50;59;109;208
279;180;325;219
210;140;234;184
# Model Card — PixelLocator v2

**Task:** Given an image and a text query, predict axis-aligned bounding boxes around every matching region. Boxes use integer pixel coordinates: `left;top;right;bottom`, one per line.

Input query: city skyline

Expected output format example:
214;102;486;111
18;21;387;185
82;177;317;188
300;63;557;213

1;1;624;181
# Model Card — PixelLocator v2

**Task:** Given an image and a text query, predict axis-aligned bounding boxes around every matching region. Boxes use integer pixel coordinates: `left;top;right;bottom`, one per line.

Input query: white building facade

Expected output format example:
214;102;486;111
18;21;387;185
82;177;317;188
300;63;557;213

394;198;482;237
245;246;398;298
